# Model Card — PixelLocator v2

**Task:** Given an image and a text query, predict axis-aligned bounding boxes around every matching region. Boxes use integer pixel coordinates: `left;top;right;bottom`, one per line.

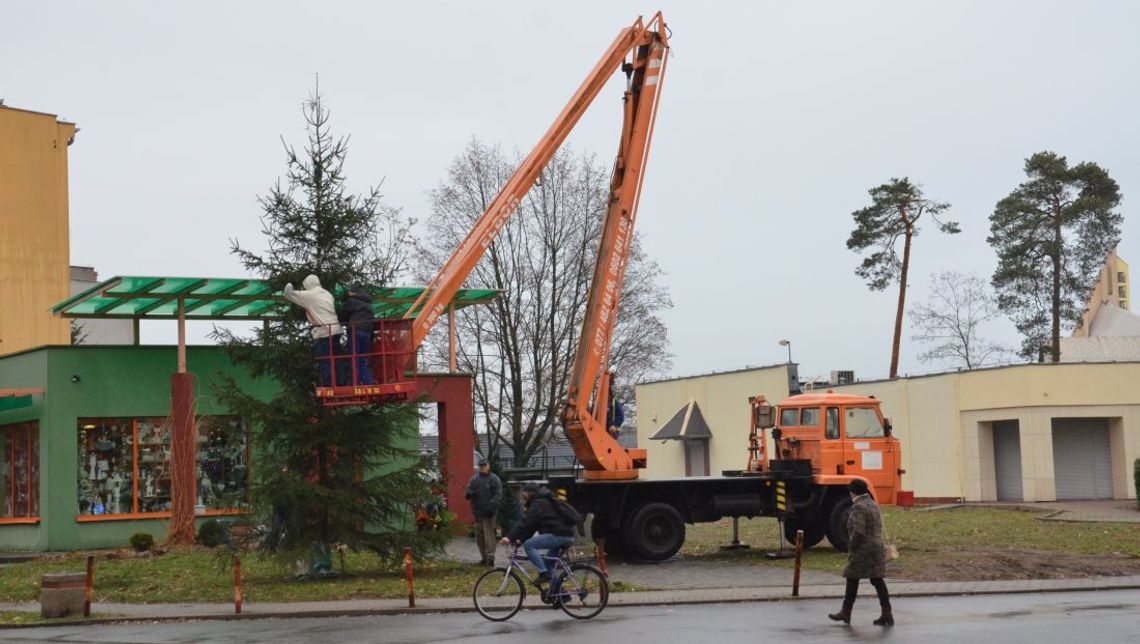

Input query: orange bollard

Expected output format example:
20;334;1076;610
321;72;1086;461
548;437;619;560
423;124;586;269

792;529;804;597
84;555;94;617
233;555;243;614
595;539;607;576
404;547;415;608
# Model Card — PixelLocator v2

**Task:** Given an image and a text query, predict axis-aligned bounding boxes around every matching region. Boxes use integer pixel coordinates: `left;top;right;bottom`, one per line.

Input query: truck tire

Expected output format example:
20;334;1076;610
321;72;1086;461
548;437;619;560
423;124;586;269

623;502;685;562
783;519;825;548
826;496;853;552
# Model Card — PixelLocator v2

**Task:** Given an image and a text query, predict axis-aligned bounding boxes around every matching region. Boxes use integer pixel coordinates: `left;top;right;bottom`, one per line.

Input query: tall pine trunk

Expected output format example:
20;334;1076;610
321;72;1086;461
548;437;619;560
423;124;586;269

1051;200;1062;362
890;226;913;379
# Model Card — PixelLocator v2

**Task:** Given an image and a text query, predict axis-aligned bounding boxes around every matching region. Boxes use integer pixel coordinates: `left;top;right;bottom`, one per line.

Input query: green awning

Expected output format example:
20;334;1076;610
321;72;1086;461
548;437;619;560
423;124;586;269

53;276;499;321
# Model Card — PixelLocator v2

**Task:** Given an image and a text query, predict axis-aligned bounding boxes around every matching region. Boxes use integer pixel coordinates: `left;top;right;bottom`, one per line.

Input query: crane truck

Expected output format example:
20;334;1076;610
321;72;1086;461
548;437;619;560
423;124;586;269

315;12;907;561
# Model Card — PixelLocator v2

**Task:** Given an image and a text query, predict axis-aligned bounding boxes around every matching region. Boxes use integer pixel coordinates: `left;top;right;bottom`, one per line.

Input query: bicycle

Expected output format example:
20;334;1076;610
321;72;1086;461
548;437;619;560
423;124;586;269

472;543;609;621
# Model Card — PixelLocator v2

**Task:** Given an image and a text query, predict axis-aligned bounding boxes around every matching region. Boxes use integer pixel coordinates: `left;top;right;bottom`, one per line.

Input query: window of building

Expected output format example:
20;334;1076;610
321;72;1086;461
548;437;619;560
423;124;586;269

845;408;885;439
825;407;840;439
800;407;820;427
1119;285;1127;298
196;417;249;511
77;416;249;518
2;422;39;521
1118;271;1126;284
780;408;799;426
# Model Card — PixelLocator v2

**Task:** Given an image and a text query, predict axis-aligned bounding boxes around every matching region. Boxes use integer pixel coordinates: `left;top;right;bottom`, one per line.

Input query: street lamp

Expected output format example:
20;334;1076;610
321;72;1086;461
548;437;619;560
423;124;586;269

778;339;792;363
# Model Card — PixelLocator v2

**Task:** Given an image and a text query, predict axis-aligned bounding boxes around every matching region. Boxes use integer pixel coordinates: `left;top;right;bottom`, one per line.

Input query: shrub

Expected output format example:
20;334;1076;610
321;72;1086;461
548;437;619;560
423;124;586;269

1134;458;1139;509
196;519;228;548
129;532;154;552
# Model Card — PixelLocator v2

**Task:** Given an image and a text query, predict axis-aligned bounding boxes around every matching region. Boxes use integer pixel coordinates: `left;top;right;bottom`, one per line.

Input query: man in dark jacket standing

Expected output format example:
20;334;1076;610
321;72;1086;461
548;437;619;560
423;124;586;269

500;482;576;584
337;283;375;385
465;458;502;566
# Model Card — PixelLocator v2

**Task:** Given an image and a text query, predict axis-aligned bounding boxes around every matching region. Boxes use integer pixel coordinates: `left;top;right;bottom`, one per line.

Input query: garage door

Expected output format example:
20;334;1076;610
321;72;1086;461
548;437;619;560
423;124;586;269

992;421;1023;501
1051;418;1113;500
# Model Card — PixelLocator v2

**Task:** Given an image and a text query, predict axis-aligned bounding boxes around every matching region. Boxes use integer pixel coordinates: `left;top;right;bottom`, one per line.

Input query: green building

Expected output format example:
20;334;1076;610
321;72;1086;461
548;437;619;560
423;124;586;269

0;345;291;551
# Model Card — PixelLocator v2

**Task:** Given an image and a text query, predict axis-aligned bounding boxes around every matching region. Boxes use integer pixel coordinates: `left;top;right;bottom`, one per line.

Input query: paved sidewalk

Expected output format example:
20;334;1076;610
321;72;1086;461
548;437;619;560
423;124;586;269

3;575;1139;624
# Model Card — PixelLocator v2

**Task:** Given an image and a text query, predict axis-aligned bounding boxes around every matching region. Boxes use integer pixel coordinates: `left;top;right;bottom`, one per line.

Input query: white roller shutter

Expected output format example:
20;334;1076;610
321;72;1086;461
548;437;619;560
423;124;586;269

1051;418;1113;500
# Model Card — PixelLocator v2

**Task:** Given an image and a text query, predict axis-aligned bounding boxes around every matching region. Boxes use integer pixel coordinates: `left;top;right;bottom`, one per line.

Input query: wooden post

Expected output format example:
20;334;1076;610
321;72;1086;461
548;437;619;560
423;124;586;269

177;297;186;373
595;539;607;575
404;547;415;607
447;302;457;372
233;555;243;614
792;529;804;596
84;555;94;617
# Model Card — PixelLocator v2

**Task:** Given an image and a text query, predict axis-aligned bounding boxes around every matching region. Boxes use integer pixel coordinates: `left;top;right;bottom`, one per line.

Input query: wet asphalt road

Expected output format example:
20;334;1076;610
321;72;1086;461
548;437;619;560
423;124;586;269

2;589;1137;643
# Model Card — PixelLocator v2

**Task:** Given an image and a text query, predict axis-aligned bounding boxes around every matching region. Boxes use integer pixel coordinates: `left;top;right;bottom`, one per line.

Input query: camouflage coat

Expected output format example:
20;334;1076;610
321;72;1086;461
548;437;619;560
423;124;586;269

842;494;887;579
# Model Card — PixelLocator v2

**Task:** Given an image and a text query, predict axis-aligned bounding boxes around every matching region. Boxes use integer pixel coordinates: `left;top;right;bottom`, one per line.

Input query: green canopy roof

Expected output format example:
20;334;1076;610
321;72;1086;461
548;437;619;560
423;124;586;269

52;276;498;321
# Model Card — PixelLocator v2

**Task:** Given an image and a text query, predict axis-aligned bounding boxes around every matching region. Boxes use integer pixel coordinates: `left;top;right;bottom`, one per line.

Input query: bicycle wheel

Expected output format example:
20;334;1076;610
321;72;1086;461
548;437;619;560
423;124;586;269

473;567;526;621
555;563;609;619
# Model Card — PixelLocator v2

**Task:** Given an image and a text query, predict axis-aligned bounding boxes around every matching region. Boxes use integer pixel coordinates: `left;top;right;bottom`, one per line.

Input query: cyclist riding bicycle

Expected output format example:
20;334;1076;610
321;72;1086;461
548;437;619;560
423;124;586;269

500;482;577;585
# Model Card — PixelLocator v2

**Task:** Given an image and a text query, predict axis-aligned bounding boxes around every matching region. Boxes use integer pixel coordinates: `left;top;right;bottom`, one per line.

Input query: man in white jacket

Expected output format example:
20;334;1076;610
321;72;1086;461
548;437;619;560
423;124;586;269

283;274;343;387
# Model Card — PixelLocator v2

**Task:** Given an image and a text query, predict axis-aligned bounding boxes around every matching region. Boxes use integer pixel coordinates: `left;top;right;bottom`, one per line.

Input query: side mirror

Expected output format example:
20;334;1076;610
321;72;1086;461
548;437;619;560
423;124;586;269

883;418;893;437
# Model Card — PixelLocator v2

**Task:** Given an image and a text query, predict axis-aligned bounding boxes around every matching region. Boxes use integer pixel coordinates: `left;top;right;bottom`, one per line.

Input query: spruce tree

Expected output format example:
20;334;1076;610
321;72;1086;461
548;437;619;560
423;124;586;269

216;86;443;566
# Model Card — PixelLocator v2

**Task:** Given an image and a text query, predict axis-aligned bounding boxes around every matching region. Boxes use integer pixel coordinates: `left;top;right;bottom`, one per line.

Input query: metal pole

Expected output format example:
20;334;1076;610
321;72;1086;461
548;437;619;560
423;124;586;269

447;302;457;372
233;555;243;614
404;547;415;608
792;529;804;596
84;555;94;617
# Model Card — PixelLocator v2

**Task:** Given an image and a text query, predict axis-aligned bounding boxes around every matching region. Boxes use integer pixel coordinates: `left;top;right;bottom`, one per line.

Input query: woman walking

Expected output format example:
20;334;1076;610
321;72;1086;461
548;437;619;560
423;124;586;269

828;479;894;626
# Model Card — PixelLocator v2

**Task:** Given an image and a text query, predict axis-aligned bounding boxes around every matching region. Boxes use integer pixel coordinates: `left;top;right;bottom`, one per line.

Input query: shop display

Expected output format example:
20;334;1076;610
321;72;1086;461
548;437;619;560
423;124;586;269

76;416;248;517
2;422;39;519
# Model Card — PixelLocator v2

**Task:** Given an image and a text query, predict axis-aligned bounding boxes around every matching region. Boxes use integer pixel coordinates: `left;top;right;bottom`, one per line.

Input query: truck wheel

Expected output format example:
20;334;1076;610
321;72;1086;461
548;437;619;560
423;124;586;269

826;496;853;552
783;520;824;548
624;502;685;562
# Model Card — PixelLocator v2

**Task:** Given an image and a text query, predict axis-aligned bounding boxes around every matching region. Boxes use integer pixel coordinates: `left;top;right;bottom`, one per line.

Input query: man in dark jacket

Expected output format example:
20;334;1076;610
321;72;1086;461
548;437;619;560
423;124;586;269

337;283;375;385
500;482;576;584
465;459;502;566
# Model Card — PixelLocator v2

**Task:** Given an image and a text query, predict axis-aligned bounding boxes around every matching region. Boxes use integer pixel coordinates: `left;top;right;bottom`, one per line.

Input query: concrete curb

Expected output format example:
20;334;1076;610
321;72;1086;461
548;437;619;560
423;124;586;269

5;577;1140;629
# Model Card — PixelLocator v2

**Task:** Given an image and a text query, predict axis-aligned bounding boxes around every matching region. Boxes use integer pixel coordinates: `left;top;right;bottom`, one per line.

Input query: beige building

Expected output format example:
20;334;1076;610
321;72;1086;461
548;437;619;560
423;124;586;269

637;362;1140;503
0;105;77;356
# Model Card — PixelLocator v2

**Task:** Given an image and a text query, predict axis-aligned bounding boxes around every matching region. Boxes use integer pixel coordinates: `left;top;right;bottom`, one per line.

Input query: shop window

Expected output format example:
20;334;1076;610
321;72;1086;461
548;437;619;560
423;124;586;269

77;416;249;518
196;417;249;511
2;422;39;521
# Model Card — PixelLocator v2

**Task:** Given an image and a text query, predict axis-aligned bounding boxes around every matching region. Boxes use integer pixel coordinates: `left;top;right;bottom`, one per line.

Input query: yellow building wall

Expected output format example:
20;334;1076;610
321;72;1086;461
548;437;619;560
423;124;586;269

636;365;791;479
638;362;1140;501
0;107;75;355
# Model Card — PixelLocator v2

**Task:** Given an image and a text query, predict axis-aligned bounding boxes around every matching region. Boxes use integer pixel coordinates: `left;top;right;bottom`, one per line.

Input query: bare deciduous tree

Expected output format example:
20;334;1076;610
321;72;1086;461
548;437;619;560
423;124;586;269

417;139;672;465
909;271;1013;370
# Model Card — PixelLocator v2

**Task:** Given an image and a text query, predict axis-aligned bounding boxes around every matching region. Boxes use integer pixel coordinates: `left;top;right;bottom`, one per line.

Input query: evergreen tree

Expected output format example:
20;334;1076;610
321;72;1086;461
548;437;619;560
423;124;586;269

215;86;443;565
847;178;958;379
988;152;1121;361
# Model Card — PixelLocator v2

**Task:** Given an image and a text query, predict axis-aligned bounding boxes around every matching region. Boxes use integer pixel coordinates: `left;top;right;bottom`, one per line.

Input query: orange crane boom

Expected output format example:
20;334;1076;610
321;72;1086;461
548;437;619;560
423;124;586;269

407;12;670;480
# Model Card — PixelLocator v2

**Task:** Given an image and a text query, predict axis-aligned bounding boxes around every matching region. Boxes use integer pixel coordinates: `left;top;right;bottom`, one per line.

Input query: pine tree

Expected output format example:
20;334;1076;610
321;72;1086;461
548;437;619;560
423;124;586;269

216;85;443;565
847;178;958;379
988;152;1122;361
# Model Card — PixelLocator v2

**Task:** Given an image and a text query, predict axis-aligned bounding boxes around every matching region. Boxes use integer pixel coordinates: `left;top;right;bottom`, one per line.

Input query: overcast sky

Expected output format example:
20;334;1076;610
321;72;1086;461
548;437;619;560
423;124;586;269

5;1;1139;383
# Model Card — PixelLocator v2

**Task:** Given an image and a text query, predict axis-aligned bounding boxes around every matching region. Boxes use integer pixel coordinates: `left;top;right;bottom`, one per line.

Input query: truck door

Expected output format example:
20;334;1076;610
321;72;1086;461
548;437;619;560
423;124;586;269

841;406;898;503
819;406;843;475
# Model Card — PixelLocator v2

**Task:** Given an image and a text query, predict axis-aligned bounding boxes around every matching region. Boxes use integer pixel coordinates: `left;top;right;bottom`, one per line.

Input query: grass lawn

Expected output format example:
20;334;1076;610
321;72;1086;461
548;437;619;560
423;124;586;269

0;549;488;606
680;506;1140;579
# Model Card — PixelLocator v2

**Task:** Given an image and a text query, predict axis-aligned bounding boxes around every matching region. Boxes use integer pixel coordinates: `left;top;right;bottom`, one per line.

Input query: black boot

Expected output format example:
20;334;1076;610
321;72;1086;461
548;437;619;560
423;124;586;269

828;601;853;624
873;605;894;626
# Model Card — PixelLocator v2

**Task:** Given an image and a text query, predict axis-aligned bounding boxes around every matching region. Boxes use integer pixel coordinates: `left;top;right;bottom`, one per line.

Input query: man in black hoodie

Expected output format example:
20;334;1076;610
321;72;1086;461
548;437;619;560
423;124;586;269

338;283;375;385
500;482;576;584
